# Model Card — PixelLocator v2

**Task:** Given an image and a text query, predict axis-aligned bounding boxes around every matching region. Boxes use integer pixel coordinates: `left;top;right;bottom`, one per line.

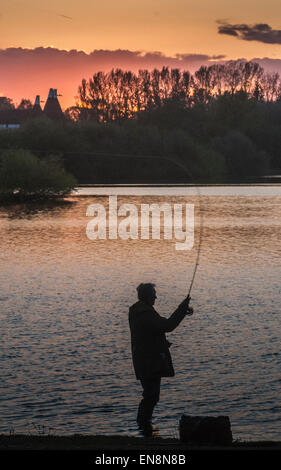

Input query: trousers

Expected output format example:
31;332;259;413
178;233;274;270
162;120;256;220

137;376;161;424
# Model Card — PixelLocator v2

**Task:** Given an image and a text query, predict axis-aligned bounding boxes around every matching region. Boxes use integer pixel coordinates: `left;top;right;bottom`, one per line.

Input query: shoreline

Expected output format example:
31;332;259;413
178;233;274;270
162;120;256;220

76;181;281;187
1;434;281;450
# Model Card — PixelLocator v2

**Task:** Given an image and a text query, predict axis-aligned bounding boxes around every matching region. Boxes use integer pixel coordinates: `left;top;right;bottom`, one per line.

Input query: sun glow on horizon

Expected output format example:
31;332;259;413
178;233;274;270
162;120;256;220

2;0;281;109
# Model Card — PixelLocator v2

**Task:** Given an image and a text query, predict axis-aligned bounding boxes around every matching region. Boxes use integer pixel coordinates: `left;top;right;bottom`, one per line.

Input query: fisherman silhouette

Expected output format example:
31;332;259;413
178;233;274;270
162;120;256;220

129;283;193;436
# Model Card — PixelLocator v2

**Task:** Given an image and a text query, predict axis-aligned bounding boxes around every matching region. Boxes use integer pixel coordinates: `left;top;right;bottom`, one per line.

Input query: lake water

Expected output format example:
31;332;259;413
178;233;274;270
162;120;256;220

0;185;280;441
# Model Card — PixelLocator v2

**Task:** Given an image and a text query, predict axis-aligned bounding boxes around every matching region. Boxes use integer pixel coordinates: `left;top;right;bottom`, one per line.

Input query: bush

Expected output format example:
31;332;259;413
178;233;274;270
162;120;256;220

211;131;269;176
0;149;76;201
18;117;71;154
163;129;227;179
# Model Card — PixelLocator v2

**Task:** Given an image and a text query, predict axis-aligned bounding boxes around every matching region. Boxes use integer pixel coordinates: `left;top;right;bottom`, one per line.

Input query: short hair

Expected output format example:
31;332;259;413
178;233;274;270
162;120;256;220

136;283;156;301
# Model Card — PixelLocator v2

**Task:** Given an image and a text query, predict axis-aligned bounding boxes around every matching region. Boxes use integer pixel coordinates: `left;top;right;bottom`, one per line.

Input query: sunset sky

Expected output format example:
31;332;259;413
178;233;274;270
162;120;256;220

1;0;281;108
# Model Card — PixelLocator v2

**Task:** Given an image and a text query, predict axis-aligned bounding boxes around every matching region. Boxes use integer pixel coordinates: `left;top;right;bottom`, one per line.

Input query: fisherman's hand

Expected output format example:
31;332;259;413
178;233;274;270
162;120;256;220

186;307;194;316
178;295;191;313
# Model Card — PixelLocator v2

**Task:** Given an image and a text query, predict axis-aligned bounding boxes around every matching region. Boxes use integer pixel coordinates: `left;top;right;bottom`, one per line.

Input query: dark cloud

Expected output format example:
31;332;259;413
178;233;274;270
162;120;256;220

252;57;281;73
0;47;226;73
217;20;281;44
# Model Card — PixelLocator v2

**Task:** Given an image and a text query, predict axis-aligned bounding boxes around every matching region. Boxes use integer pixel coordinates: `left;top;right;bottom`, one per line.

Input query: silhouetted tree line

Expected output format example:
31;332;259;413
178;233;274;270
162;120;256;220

0;97;33;111
74;61;281;122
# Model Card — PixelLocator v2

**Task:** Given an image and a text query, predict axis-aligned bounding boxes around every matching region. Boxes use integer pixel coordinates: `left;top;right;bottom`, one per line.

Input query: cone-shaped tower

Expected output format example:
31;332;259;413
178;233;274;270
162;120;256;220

43;88;64;119
32;95;43;116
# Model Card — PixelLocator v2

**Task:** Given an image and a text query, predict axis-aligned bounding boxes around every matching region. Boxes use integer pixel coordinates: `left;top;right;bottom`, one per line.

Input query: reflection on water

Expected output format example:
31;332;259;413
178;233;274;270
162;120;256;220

0;189;280;440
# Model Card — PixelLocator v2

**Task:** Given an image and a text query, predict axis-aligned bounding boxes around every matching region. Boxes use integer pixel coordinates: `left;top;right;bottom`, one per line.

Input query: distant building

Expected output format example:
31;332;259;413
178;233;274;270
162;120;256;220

0;109;25;130
43;88;64;120
33;95;43;115
0;88;64;130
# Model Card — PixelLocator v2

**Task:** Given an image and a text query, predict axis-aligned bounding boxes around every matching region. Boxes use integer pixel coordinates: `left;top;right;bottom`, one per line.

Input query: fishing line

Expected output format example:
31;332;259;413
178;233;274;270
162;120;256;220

178;159;204;301
187;184;204;297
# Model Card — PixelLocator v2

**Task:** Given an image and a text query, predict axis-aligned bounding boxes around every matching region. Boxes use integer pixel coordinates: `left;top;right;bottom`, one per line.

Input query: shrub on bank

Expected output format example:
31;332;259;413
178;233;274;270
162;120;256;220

212;131;270;176
0;149;76;201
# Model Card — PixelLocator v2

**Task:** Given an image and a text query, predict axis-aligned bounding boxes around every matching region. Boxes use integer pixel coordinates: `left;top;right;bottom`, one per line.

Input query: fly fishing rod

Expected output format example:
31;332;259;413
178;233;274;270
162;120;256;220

183;180;204;317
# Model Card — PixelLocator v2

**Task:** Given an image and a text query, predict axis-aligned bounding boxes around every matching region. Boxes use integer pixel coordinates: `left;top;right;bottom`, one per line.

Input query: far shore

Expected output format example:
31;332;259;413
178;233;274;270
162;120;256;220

76;179;281;187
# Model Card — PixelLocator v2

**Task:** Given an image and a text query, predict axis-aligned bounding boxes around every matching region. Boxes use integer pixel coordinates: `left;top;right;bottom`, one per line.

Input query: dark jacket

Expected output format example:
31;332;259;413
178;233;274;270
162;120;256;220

129;300;186;379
